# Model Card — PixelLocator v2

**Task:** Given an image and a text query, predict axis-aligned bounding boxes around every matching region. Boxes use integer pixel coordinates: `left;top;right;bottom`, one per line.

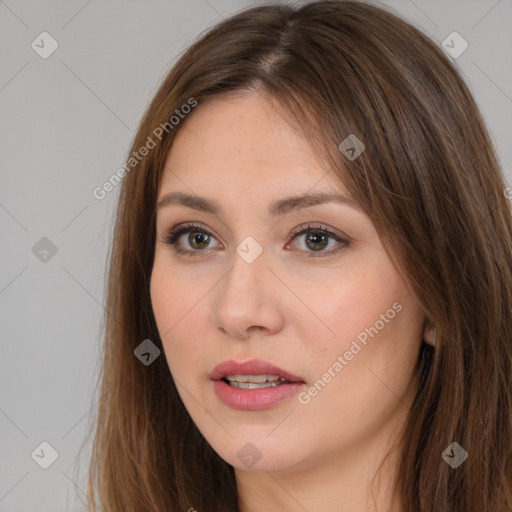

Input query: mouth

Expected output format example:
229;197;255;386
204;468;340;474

210;359;306;410
222;374;294;389
210;358;305;384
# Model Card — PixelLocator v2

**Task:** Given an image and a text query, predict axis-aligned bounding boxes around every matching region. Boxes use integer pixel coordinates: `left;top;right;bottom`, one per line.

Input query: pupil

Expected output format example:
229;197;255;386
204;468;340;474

189;232;209;249
306;231;328;251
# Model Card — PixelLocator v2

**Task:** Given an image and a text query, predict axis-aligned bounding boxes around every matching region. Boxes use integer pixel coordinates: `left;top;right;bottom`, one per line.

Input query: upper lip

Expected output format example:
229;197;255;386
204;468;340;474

210;359;305;383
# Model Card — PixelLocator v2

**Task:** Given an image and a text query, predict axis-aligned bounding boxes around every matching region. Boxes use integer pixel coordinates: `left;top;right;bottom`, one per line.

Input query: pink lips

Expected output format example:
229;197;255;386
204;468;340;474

210;359;304;382
210;359;306;410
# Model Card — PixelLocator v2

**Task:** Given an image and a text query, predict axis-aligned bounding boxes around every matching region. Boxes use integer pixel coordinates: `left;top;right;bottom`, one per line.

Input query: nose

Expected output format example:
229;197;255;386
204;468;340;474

211;242;284;340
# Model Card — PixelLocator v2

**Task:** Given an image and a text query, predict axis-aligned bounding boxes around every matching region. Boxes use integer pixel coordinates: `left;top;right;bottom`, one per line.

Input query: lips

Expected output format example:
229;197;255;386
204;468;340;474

210;359;305;383
210;359;306;410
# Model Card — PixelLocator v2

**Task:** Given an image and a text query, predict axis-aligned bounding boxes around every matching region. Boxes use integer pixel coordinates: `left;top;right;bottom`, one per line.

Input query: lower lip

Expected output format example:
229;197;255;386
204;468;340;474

212;379;305;410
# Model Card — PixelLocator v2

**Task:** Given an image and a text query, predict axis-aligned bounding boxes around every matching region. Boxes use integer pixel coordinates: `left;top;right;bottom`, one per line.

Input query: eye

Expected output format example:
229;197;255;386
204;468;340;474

287;223;349;258
162;222;221;257
162;222;349;258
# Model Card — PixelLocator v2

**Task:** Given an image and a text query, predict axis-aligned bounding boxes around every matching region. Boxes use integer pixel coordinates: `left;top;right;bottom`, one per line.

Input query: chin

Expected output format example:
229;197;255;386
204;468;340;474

210;434;312;474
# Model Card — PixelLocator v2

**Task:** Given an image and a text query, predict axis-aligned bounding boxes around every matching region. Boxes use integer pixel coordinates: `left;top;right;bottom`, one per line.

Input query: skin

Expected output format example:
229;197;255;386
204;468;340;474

150;90;433;512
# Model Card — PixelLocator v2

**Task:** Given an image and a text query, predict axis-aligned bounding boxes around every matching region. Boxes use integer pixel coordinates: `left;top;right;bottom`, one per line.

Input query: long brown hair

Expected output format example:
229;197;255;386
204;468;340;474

80;1;512;510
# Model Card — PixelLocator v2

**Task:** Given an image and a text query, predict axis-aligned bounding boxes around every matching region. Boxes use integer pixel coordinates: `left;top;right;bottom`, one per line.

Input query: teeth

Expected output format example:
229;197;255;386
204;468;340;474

228;381;281;389
225;374;284;383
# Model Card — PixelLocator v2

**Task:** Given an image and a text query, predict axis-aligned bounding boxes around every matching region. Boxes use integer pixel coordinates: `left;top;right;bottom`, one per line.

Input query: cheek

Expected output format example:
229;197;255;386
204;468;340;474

310;264;399;354
299;302;421;444
319;294;421;401
150;266;206;373
150;256;205;332
307;260;420;393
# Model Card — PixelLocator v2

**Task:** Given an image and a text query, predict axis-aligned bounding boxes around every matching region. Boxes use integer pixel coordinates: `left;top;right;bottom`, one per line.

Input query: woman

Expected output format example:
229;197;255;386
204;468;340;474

83;1;512;511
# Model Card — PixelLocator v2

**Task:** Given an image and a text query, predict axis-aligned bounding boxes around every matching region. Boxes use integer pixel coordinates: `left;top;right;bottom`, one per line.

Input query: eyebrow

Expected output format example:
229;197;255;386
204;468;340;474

156;191;363;216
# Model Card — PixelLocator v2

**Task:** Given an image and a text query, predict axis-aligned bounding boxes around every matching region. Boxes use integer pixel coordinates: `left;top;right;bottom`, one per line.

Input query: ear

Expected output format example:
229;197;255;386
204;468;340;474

423;324;436;347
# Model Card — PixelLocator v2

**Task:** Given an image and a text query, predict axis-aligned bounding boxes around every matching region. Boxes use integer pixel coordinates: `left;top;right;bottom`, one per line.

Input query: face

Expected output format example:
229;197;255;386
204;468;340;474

150;91;426;474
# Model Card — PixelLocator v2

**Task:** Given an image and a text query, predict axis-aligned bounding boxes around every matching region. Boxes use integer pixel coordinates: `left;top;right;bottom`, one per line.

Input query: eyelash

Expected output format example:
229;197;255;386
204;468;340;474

162;222;349;259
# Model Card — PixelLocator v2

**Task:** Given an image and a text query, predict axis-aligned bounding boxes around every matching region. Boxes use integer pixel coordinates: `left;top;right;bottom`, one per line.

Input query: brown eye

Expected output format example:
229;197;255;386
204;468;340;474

304;231;329;251
187;231;211;250
287;224;349;258
163;222;221;256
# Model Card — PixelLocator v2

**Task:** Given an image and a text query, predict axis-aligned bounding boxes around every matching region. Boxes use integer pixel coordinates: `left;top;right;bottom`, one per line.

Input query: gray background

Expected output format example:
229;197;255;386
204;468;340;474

0;0;511;510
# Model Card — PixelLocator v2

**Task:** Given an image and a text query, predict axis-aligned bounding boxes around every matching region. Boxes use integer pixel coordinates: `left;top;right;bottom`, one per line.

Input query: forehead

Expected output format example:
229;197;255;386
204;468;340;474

160;91;345;196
